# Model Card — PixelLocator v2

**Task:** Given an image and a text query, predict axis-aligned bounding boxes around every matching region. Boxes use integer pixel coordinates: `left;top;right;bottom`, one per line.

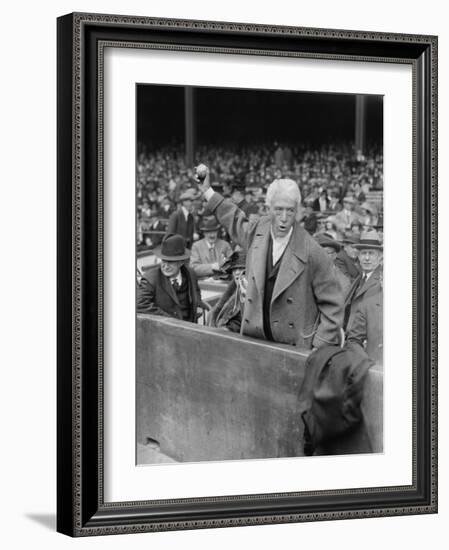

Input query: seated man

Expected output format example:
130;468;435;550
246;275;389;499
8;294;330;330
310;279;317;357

137;234;206;323
190;217;232;278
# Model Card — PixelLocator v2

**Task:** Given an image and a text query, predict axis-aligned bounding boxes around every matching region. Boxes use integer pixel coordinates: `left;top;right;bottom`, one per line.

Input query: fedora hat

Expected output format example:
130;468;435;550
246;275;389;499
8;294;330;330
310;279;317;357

315;233;342;252
341;232;360;245
199;217;220;232
343;195;357;205
155;233;191;261
180;188;199;201
353;230;383;250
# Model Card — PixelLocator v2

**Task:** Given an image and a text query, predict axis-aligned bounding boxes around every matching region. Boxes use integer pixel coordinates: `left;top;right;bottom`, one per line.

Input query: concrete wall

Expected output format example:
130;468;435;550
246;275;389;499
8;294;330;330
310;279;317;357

137;315;383;462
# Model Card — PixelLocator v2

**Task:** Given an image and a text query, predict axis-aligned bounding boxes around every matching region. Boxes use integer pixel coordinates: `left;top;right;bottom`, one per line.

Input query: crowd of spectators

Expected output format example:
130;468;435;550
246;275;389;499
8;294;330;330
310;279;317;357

136;142;383;249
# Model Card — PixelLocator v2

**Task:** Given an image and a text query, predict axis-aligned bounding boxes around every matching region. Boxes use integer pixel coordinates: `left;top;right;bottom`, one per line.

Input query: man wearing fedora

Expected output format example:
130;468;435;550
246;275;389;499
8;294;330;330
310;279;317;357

346;230;383;331
137;234;206;323
166;188;198;248
190;217;232;279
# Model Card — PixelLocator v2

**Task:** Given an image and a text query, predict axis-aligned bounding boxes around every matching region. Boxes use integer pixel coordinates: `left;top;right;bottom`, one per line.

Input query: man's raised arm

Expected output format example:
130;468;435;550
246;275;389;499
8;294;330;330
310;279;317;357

195;164;251;248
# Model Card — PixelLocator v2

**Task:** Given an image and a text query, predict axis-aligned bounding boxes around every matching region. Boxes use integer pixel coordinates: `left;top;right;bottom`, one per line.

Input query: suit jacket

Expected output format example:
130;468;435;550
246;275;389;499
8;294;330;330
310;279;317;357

346;265;383;331
347;291;383;365
335;249;362;282
166;209;195;248
190;238;232;278
136;265;202;323
207;193;344;349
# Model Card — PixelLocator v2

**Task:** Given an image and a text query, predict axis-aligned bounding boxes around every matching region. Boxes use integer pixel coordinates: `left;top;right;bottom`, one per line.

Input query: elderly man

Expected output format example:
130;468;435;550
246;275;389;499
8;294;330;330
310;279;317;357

190;217;232;278
346;230;383;330
195;164;344;350
137;234;205;323
166;188;198;248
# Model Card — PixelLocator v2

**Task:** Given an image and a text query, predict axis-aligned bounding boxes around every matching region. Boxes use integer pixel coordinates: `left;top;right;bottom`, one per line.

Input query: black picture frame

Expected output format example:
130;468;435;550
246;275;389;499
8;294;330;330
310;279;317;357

57;12;438;536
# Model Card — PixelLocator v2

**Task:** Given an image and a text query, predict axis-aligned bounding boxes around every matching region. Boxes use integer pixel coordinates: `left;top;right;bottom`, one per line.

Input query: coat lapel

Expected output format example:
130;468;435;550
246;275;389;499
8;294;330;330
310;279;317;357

250;219;271;294
354;265;382;299
271;225;306;303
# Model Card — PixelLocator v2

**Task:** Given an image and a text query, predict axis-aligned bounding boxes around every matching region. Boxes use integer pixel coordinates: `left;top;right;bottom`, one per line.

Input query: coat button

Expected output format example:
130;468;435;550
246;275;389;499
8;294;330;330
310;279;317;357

244;319;249;323
288;322;295;328
273;320;279;324
287;297;293;304
247;298;252;303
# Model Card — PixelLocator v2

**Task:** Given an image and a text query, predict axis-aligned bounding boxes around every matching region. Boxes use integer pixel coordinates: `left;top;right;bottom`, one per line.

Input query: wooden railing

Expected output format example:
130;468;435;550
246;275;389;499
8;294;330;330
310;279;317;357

137;315;383;462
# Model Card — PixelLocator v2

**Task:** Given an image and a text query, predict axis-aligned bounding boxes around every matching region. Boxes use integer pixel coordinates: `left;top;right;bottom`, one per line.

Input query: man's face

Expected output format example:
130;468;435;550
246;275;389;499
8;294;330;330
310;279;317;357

161;260;183;279
358;248;382;272
204;230;218;245
182;199;193;213
269;194;297;238
344;200;354;211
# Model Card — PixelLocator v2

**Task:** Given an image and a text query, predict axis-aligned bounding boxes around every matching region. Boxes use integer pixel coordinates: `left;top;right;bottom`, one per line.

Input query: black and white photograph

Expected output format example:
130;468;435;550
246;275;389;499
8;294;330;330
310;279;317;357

135;84;384;464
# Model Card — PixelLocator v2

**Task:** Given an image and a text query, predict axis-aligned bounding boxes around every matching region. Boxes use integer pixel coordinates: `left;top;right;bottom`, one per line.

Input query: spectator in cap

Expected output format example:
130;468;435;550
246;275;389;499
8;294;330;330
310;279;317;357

208;250;247;333
196;164;344;350
190;217;232;278
137;234;207;322
166;188;199;248
346;230;383;331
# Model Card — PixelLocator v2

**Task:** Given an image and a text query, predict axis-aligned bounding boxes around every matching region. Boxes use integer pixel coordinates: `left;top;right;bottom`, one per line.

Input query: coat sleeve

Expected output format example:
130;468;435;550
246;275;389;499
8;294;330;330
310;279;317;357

136;277;169;316
206;193;251;248
190;243;214;278
309;247;345;348
346;302;367;351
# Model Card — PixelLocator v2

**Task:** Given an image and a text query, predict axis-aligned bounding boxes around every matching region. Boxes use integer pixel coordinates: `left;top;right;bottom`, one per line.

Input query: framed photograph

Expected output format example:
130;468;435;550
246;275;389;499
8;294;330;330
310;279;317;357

57;12;437;536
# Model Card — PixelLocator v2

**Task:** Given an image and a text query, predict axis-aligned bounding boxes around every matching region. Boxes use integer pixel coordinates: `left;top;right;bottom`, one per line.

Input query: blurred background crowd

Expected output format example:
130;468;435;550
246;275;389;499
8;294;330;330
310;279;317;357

137;141;383;249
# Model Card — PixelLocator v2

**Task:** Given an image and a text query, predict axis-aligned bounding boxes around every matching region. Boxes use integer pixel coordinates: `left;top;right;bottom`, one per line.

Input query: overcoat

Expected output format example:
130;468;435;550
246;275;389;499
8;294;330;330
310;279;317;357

207;193;344;349
136;265;202;323
346;264;383;331
190;238;232;278
347;291;383;365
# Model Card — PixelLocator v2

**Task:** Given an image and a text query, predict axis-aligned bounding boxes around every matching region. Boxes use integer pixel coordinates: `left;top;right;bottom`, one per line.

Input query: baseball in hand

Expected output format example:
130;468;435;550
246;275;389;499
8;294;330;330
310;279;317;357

196;164;208;181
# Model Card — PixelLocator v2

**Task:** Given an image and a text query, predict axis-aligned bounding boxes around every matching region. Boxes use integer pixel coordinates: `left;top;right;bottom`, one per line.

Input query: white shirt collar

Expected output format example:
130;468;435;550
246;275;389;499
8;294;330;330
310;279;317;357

270;227;293;265
181;206;190;220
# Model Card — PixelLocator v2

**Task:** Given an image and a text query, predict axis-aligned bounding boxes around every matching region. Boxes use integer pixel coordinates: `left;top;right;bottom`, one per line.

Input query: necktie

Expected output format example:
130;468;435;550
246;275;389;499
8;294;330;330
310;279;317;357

209;246;217;263
358;273;367;291
171;278;180;291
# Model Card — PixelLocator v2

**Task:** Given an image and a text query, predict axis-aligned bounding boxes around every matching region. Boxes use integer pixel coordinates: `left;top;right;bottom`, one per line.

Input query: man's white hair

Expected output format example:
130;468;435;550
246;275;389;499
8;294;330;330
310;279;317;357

265;179;302;208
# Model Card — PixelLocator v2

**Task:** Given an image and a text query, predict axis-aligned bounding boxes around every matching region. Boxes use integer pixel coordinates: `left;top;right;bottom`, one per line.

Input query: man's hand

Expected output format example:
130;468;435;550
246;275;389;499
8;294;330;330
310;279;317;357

194;164;211;194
